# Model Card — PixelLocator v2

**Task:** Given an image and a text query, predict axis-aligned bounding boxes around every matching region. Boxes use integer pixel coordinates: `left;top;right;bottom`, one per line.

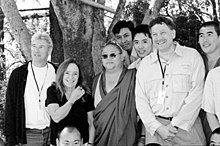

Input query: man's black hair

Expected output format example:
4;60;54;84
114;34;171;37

112;20;134;36
132;24;151;40
199;21;220;36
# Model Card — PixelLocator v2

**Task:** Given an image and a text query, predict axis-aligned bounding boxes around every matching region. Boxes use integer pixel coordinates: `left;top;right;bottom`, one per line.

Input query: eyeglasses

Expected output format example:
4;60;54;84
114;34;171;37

210;143;220;146
101;53;121;59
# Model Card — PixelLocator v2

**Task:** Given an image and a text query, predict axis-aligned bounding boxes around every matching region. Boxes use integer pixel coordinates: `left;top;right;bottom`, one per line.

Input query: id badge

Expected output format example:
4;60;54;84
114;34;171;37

157;89;166;105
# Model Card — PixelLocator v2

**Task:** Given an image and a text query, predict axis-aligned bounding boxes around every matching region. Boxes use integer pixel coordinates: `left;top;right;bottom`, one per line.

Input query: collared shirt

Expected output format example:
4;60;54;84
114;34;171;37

135;43;205;136
202;66;220;123
128;58;142;70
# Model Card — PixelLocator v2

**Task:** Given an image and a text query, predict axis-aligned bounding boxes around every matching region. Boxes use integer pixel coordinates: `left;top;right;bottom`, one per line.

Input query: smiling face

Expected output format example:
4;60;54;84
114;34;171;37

102;44;123;71
63;63;79;90
199;26;220;55
31;39;51;65
151;23;176;53
133;33;153;58
115;28;133;53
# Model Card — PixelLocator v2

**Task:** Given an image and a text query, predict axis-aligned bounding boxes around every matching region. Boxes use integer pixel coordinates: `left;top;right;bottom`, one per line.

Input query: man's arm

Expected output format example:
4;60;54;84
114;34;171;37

171;51;205;131
135;61;162;136
202;69;220;131
5;70;18;145
207;112;220;131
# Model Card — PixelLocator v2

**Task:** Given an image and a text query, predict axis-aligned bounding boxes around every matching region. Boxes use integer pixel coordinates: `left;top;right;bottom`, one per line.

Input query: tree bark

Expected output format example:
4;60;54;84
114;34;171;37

210;0;218;22
49;2;64;65
142;0;166;24
0;0;31;61
92;0;106;75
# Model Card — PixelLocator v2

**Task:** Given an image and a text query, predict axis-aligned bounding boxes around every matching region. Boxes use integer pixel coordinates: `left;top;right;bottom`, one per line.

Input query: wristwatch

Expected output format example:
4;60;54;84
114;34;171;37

87;142;93;146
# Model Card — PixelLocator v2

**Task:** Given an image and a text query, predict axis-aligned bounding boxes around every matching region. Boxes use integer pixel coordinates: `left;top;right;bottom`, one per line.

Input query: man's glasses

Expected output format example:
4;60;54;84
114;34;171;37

102;53;121;59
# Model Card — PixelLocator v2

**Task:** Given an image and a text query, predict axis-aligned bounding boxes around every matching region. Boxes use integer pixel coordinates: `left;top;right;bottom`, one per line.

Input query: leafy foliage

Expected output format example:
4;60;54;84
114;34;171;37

175;14;202;50
123;0;203;50
123;0;150;25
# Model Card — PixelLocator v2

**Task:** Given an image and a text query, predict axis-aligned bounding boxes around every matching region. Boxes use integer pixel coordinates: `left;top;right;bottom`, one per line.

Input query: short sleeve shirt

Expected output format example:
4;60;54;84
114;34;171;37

202;66;220;124
45;84;95;145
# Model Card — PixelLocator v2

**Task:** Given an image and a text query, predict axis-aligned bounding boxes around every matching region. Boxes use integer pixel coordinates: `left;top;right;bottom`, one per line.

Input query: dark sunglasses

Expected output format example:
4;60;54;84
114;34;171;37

102;53;121;59
210;143;220;146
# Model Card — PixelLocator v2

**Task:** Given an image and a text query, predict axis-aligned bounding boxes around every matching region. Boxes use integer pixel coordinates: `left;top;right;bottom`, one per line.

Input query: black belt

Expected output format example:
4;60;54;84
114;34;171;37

26;127;50;133
157;115;173;121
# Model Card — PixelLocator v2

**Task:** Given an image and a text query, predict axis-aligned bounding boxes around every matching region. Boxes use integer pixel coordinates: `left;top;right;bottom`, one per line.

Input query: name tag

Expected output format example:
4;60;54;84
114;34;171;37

157;89;166;105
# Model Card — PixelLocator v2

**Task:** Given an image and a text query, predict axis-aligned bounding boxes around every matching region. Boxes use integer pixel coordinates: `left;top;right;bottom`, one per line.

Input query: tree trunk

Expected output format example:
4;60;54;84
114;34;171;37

51;0;96;88
92;0;106;75
210;0;219;22
218;0;220;20
107;0;126;41
142;0;166;24
49;2;64;65
0;7;5;137
0;0;31;61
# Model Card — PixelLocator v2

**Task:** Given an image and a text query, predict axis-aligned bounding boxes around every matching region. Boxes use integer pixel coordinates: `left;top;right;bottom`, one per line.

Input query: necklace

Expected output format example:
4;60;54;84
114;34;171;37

31;62;48;109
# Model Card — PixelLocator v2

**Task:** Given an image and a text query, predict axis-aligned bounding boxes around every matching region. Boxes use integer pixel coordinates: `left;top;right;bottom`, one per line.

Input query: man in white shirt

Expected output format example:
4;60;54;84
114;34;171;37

135;16;206;145
5;32;56;145
198;21;220;143
202;66;220;134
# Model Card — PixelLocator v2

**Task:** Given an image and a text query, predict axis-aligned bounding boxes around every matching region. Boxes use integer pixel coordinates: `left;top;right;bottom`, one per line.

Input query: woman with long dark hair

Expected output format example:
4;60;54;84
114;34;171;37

46;58;95;146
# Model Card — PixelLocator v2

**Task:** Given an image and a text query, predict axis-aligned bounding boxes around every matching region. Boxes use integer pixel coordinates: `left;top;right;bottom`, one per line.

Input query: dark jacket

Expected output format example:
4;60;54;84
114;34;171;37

4;61;57;146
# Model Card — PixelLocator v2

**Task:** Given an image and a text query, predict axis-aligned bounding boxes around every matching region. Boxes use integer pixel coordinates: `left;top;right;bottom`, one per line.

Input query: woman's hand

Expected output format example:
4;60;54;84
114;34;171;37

68;86;85;104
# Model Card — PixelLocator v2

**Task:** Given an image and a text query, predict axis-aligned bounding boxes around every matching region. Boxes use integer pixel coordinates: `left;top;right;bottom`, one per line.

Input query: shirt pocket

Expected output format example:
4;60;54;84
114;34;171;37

172;69;191;93
146;77;162;108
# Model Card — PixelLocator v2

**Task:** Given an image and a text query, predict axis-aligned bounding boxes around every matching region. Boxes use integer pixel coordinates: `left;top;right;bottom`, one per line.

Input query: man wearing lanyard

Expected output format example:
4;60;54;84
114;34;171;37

5;32;56;146
135;16;206;145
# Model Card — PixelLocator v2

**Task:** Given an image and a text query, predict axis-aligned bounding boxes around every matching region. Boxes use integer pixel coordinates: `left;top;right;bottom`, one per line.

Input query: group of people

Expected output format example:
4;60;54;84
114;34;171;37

4;16;220;146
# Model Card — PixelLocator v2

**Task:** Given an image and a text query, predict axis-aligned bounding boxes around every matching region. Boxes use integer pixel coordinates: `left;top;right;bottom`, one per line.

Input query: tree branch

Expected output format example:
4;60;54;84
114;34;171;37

5;61;24;71
1;0;31;61
210;0;218;22
106;0;126;42
79;0;115;13
142;0;166;24
180;0;212;20
4;48;15;58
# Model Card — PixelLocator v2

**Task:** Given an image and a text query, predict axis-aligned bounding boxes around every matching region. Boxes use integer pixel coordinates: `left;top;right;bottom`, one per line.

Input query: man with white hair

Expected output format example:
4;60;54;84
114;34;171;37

5;31;57;145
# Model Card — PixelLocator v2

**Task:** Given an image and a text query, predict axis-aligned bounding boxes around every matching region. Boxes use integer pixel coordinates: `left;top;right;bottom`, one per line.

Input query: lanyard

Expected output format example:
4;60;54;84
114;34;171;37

31;62;48;105
157;51;166;85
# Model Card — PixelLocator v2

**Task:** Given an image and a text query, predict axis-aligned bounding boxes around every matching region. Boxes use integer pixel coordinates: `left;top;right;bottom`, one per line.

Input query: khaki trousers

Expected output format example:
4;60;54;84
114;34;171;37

145;117;206;146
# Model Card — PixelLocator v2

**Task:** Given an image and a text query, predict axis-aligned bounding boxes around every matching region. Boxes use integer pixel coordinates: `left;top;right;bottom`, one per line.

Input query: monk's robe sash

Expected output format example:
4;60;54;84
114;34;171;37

93;68;137;146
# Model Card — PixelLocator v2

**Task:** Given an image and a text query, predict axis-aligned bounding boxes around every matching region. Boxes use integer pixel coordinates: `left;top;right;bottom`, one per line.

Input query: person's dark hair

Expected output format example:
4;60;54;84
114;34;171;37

112;20;134;36
57;126;82;140
212;127;220;135
199;21;220;36
149;16;176;31
132;24;151;40
55;58;90;101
